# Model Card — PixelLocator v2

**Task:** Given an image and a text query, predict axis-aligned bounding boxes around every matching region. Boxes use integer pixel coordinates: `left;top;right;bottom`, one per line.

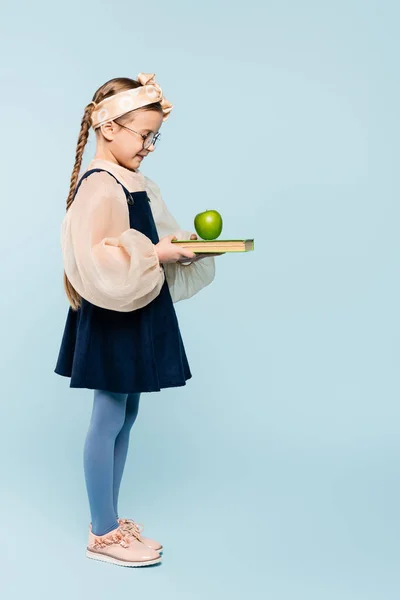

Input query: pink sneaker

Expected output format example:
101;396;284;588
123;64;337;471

86;524;161;567
118;518;163;552
88;520;163;552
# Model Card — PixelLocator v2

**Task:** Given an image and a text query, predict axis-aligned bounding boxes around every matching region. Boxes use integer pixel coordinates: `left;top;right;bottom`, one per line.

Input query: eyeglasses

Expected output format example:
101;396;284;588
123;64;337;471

113;120;161;149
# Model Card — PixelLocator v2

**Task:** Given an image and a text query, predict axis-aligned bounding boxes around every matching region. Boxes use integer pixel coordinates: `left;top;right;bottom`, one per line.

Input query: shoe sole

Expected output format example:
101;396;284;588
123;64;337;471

86;550;162;567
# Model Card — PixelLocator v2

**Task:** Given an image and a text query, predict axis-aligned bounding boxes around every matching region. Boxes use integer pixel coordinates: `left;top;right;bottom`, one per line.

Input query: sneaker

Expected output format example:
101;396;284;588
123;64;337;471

88;520;163;552
118;518;163;552
86;524;162;567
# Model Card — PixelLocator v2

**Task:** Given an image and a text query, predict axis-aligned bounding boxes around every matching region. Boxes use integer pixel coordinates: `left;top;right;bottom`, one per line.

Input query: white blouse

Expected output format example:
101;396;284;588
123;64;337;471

61;158;216;312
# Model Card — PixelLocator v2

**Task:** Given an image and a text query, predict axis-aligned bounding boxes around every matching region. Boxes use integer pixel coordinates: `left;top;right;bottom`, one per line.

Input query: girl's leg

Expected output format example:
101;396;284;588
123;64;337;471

113;392;141;518
83;389;128;536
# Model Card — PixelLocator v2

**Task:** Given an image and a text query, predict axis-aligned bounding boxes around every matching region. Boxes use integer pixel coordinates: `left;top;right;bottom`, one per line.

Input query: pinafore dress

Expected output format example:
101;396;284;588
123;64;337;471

54;168;192;394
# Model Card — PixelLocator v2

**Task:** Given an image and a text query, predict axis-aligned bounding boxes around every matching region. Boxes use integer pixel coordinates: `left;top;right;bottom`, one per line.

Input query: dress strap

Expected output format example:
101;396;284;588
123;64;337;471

73;168;132;203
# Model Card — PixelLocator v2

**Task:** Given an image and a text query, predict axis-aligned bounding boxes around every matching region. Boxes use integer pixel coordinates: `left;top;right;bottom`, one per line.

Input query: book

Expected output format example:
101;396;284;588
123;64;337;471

171;239;254;253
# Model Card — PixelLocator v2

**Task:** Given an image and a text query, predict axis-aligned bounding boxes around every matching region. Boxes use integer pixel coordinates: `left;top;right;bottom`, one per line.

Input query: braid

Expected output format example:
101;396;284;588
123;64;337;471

66;103;95;211
63;102;96;310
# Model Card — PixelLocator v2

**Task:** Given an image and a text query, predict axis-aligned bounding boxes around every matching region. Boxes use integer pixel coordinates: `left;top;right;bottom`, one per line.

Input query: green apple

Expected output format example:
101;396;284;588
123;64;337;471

194;209;223;240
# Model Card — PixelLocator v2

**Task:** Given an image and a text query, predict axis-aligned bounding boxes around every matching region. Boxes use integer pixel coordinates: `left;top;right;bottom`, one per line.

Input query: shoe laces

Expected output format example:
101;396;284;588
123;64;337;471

118;518;144;541
91;526;136;550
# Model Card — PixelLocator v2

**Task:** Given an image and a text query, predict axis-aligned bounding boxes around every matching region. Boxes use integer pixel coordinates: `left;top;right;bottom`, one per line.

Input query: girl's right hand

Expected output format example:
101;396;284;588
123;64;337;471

155;234;197;264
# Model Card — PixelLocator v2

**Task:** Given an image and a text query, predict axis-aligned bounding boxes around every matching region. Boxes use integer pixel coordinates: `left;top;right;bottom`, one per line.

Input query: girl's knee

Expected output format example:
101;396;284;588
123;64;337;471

91;389;128;435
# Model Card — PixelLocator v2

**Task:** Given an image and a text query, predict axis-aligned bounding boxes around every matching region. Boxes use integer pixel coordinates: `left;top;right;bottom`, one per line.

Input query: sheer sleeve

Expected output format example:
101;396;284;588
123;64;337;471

61;171;165;312
144;176;216;303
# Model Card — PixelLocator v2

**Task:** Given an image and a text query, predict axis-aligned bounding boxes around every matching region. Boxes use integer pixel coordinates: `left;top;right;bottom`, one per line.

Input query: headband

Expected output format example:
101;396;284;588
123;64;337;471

90;72;173;130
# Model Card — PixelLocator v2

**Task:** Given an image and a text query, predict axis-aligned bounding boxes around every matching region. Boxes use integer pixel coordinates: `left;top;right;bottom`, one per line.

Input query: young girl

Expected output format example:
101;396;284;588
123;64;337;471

54;72;223;568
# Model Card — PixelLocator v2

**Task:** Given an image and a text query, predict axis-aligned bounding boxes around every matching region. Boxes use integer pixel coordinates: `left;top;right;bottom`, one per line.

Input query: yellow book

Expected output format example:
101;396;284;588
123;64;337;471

171;239;254;253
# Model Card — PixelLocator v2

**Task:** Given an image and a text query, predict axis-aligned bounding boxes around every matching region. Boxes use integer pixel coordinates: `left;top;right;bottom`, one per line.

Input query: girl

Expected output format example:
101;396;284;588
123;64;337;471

54;72;223;568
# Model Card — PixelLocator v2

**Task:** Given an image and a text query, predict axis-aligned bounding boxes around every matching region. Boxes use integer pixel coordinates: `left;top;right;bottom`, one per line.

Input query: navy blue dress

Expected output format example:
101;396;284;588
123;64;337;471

54;168;192;394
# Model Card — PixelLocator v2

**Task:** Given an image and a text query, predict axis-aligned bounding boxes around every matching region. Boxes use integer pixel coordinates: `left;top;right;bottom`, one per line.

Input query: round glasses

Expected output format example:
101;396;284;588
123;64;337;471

113;120;161;149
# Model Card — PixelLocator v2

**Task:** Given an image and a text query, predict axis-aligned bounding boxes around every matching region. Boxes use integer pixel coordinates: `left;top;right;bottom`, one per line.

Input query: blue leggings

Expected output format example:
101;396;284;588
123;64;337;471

83;389;141;536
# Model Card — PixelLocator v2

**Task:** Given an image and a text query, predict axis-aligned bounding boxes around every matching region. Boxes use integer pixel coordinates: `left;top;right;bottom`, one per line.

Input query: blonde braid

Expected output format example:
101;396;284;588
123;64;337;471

63;101;96;310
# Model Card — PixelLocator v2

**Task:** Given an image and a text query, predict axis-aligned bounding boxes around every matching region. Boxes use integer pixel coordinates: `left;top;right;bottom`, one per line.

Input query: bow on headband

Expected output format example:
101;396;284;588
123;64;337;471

90;72;174;130
136;72;173;120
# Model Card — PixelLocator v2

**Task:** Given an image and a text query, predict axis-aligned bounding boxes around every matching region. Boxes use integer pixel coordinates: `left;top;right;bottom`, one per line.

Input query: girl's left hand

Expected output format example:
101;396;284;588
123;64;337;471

177;233;226;264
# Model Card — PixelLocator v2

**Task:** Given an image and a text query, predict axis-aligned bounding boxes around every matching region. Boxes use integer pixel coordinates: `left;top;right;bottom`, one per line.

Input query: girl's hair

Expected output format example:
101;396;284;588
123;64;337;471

63;77;164;311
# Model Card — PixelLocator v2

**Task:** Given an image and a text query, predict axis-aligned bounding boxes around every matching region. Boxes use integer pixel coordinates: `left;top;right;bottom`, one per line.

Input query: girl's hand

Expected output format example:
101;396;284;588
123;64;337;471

155;234;197;264
177;233;226;264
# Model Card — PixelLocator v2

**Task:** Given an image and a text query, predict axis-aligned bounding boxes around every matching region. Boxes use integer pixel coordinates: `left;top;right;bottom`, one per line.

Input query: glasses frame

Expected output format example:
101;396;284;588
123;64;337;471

113;120;161;149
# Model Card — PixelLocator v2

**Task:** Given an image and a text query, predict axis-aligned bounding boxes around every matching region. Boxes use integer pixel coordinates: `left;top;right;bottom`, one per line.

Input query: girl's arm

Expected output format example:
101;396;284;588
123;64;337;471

144;176;216;303
62;171;165;312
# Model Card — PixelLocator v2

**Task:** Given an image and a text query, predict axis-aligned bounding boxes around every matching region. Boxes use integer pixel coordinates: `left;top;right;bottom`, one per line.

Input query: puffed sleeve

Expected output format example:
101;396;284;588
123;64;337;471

61;171;165;312
144;176;216;303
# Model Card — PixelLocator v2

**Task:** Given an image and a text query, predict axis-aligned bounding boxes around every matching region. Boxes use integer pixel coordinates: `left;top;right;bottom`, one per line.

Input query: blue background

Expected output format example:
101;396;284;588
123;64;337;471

1;1;399;598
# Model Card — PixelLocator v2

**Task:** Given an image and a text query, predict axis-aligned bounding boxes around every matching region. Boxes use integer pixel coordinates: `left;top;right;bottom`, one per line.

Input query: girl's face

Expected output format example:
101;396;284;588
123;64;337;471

95;109;163;171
